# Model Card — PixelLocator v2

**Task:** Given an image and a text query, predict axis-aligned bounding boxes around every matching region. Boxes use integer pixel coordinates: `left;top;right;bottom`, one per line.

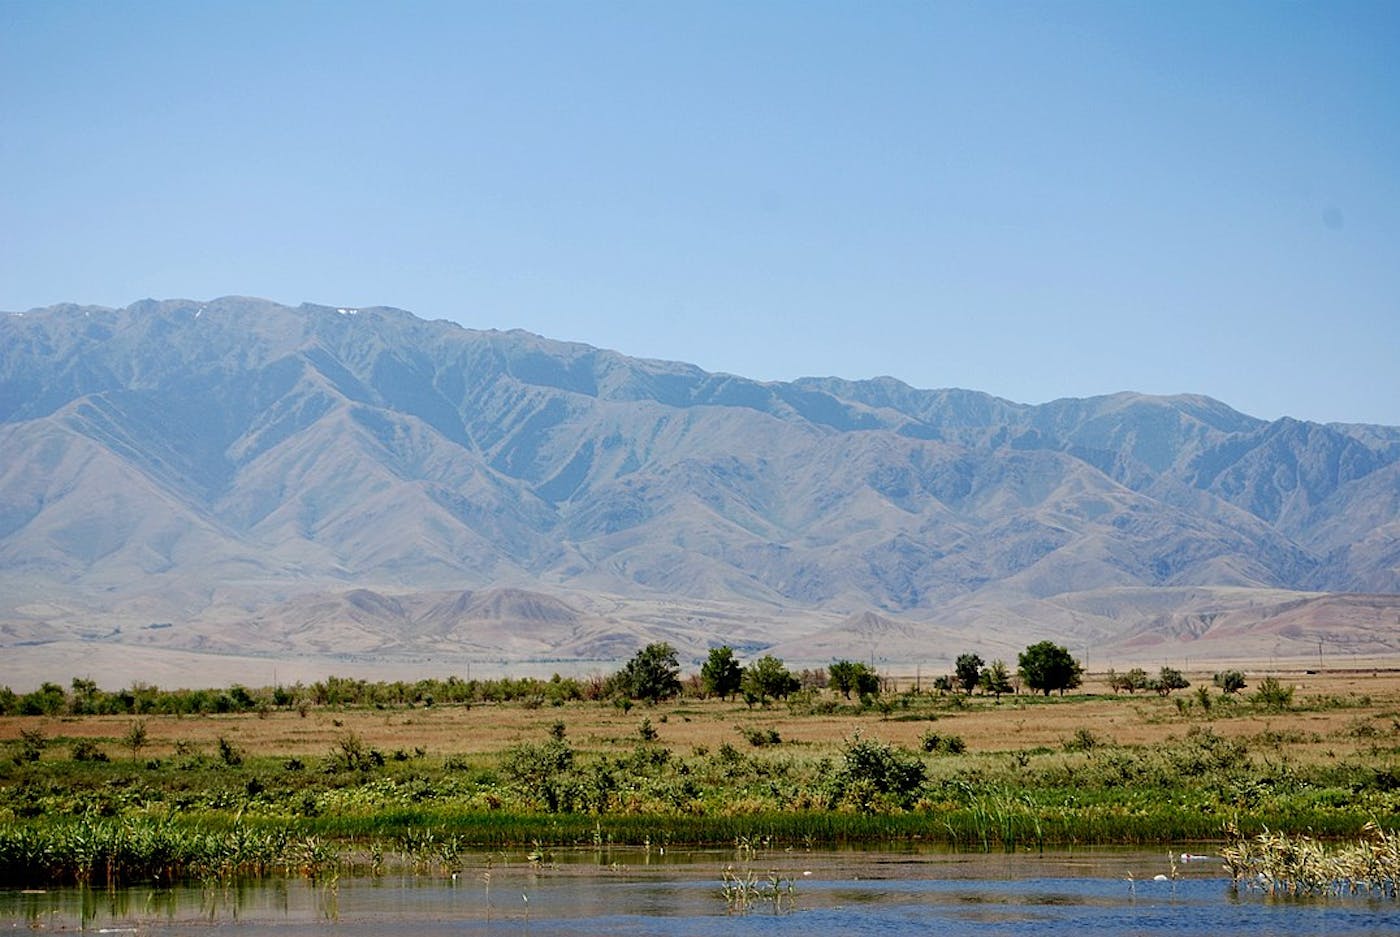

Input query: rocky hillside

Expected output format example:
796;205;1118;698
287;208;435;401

2;296;1397;683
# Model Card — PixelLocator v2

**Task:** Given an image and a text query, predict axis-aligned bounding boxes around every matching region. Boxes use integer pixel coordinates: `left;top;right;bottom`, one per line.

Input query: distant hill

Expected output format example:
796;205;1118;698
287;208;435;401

1;296;1397;687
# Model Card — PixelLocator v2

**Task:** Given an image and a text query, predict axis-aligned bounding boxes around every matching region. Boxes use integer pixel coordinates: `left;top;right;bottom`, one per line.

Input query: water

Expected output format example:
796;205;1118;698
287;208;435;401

4;847;1398;936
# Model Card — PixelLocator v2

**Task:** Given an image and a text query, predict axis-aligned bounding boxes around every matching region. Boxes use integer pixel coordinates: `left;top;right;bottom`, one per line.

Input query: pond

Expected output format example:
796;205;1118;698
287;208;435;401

4;847;1398;936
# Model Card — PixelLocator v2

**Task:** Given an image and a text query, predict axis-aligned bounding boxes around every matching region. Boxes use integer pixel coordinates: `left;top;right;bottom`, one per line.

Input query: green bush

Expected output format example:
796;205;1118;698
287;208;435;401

919;729;967;755
217;736;243;767
1063;728;1100;752
739;726;781;747
502;740;575;812
1214;670;1247;694
70;739;108;763
1252;676;1294;711
14;728;46;764
830;736;927;810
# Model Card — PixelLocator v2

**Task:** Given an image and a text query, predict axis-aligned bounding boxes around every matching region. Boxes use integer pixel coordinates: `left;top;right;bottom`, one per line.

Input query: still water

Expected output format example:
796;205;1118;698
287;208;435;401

4;847;1398;936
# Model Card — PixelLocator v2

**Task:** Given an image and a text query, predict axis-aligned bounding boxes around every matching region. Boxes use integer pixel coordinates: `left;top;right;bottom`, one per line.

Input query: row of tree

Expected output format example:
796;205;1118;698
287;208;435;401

1105;666;1190;696
617;639;1090;703
1;641;1100;715
619;644;815;705
942;642;1085;698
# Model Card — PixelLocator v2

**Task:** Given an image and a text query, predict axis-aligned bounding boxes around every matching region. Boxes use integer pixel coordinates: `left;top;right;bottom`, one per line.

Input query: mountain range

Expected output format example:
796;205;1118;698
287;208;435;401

2;296;1397;688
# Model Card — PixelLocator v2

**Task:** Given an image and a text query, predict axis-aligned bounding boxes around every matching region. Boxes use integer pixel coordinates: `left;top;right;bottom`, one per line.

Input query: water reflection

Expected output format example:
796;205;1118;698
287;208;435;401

3;847;1398;936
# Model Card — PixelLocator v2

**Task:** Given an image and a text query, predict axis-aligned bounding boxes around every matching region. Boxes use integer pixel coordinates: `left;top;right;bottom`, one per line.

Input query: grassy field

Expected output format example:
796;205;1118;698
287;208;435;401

5;667;1394;759
2;665;1398;884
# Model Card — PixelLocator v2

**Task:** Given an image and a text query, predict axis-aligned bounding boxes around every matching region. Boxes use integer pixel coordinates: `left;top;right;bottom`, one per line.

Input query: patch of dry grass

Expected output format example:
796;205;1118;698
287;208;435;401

3;665;1398;769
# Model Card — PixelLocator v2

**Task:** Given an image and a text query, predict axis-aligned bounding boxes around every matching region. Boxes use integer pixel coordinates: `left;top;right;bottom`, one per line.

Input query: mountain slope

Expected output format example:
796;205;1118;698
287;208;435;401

1;296;1397;681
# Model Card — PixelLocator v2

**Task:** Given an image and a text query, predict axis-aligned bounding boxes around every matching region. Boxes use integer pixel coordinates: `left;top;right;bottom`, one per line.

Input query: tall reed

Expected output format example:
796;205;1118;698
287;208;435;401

1221;823;1400;898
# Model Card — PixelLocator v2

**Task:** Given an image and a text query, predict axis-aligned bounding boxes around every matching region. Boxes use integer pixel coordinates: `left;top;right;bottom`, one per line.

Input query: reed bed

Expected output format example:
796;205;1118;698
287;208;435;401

1222;823;1400;898
0;817;341;886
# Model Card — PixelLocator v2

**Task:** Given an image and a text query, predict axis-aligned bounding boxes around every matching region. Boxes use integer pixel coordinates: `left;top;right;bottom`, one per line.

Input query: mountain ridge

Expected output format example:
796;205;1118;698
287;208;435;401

2;296;1397;686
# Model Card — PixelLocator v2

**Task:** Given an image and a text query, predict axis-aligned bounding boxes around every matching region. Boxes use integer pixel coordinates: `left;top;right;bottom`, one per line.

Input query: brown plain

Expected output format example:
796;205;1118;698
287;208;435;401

4;666;1397;769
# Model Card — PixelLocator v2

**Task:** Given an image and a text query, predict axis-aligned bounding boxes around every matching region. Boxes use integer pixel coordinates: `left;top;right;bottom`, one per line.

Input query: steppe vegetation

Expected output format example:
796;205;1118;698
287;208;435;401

2;644;1399;888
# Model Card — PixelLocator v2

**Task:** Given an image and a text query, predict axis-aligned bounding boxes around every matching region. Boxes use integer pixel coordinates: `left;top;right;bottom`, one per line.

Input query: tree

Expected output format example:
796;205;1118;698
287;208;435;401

742;655;799;704
828;660;858;698
828;660;879;699
853;665;881;698
620;642;682;702
1122;667;1149;694
123;719;149;760
19;682;66;716
70;677;100;715
1213;670;1247;694
955;653;984;695
1151;666;1190;696
701;646;743;700
1017;641;1083;696
979;660;1014;699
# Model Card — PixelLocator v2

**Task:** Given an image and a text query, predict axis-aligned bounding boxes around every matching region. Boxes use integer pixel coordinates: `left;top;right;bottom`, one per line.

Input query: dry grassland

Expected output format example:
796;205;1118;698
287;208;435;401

5;665;1397;768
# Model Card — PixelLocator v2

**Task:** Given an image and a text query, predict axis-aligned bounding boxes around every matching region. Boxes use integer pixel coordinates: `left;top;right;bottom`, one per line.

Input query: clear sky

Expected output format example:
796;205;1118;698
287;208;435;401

3;1;1397;425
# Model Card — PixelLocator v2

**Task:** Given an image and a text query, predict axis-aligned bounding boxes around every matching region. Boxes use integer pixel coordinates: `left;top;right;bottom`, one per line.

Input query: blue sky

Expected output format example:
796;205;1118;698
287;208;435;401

3;1;1397;424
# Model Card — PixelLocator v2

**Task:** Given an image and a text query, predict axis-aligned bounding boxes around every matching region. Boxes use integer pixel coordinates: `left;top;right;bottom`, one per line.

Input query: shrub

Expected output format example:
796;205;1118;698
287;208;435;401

71;739;109;763
1170;726;1248;776
739;726;781;747
326;733;384;772
217;736;244;767
1151;667;1190;696
502;740;575;812
830;736;927;809
919;729;966;755
1110;667;1150;694
1063;728;1100;752
1252;676;1294;711
1214;670;1247;694
14;728;46;764
123;720;149;760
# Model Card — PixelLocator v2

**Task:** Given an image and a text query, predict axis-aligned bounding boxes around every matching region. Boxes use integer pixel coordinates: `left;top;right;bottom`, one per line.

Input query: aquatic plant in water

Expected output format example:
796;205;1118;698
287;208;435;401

1221;823;1400;898
720;863;796;913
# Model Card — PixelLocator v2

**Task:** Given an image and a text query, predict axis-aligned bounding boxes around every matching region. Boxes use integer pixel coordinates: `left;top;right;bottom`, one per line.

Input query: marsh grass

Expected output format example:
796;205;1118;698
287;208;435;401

0;816;336;886
1222;823;1400;898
